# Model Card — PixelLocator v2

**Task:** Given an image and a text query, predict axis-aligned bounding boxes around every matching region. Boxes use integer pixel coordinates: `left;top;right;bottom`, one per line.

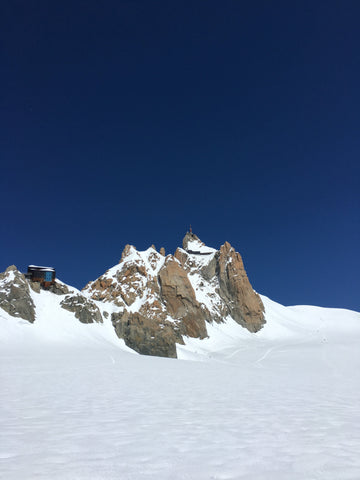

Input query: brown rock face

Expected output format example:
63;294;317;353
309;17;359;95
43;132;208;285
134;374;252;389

83;233;265;358
83;245;149;307
174;247;188;267
215;242;265;332
83;246;180;357
158;258;208;339
111;311;180;358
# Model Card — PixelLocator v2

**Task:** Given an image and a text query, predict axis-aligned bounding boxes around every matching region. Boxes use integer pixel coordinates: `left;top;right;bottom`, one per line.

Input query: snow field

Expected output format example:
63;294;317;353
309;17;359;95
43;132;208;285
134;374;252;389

0;292;360;479
1;343;359;480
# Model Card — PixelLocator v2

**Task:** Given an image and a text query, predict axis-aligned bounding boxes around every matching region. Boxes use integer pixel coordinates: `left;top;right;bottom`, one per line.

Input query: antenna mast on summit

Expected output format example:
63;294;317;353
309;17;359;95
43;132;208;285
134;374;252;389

189;224;192;234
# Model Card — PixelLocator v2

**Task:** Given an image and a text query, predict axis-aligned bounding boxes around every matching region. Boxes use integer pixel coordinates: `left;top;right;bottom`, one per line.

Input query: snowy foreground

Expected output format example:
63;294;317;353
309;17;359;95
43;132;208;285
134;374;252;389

1;295;360;480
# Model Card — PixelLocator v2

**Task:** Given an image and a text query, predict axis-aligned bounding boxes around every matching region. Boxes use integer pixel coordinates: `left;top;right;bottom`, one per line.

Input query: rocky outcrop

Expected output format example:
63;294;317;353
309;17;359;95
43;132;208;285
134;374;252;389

215;242;264;332
182;231;202;251
158;257;208;339
48;281;71;296
83;232;265;357
29;281;41;294
0;266;103;328
28;278;70;296
60;294;103;324
111;311;180;358
0;233;265;358
83;246;181;356
83;245;159;307
0;265;36;323
174;240;264;330
83;245;211;357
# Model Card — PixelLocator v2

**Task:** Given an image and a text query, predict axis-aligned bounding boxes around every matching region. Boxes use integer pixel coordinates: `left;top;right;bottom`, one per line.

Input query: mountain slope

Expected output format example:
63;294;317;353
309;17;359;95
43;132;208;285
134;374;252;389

1;234;360;478
1;232;359;361
1;292;359;479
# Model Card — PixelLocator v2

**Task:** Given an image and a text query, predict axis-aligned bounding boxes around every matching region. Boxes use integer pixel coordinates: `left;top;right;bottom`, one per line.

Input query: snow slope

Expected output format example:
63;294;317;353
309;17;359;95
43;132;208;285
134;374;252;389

1;291;360;480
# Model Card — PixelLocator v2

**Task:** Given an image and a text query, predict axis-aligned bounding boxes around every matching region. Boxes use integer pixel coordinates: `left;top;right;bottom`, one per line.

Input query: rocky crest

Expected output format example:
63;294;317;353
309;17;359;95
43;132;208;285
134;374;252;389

0;266;36;323
0;232;265;358
0;266;103;328
215;242;264;332
83;232;265;357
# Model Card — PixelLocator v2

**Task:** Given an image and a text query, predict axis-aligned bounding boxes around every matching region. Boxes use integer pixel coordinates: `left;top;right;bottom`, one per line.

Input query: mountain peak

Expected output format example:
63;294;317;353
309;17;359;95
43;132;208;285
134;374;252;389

1;232;266;359
182;231;202;250
182;231;216;254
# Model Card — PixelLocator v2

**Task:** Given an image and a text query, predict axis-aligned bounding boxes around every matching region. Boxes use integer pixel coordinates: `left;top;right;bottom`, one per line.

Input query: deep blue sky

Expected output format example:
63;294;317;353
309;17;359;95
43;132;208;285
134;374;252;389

1;1;359;310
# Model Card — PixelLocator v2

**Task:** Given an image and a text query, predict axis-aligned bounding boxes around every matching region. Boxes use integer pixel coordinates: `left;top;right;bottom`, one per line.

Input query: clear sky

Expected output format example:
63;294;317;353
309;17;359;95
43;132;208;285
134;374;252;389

1;1;359;310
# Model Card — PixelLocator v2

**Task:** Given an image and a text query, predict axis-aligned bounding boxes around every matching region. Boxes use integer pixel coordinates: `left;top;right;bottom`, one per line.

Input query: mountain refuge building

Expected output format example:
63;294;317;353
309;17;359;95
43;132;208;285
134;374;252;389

25;265;56;288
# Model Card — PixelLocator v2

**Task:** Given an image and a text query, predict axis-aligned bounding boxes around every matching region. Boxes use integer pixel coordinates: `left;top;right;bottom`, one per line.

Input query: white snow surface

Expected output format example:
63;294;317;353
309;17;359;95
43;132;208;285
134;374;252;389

186;238;216;254
1;289;360;480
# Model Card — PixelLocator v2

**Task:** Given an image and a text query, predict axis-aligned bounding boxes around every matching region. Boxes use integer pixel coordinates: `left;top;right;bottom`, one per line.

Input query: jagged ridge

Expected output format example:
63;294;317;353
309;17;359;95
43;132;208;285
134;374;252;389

83;232;265;357
0;232;265;358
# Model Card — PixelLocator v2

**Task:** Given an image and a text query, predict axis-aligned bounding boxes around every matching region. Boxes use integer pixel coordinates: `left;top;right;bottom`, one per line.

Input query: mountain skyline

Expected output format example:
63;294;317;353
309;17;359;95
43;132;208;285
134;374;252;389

2;226;358;312
1;1;359;311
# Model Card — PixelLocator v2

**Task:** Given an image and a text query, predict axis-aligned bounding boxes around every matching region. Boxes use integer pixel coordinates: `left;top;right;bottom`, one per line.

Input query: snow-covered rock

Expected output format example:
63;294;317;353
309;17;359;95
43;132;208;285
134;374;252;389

2;231;358;365
0;265;35;323
82;232;264;357
60;294;103;324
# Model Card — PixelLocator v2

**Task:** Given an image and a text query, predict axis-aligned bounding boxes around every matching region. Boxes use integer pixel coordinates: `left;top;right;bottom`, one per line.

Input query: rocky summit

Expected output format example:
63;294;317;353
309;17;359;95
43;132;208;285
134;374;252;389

83;232;265;357
0;232;265;358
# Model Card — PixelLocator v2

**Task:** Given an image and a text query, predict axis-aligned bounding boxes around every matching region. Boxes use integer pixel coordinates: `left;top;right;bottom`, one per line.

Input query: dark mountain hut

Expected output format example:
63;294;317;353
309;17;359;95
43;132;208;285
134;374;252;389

26;265;56;288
